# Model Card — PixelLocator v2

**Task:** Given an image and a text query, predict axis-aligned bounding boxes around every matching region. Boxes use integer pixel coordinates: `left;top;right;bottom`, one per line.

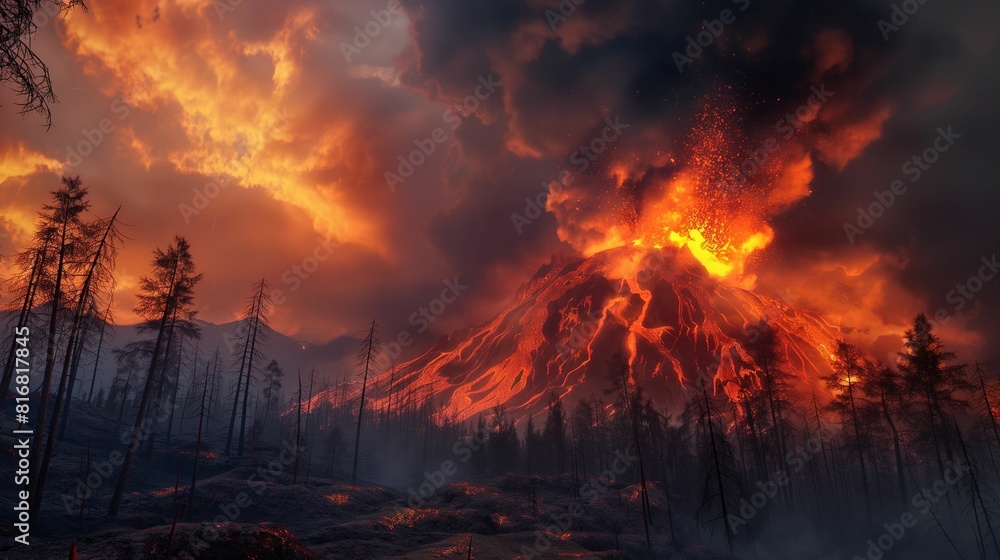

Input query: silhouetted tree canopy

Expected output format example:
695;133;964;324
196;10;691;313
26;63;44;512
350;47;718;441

1;0;86;126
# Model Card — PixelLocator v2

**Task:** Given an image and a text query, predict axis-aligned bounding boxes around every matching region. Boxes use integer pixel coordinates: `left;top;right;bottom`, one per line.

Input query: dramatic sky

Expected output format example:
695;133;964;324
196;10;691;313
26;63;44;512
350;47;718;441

0;0;997;366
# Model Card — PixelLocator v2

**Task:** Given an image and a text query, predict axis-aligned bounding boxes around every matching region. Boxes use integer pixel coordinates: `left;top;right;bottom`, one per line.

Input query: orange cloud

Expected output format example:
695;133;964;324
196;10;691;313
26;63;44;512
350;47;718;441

59;0;383;252
0;143;63;245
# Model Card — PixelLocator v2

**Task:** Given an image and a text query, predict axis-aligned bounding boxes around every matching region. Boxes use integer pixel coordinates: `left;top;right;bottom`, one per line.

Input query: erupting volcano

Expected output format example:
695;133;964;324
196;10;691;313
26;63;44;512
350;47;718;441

356;104;840;422
365;243;839;422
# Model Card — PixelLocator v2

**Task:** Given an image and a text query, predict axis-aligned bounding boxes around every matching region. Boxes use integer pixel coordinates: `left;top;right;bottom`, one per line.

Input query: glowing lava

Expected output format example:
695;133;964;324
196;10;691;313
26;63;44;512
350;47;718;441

344;244;839;423
556;103;812;289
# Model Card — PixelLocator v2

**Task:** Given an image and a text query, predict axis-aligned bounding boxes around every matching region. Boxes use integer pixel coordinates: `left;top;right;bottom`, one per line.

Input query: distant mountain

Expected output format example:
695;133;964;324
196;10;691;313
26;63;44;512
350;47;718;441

1;310;361;395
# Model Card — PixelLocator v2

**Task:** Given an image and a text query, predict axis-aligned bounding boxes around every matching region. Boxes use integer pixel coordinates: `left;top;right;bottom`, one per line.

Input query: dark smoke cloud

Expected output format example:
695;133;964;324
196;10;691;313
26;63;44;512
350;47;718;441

396;0;1000;362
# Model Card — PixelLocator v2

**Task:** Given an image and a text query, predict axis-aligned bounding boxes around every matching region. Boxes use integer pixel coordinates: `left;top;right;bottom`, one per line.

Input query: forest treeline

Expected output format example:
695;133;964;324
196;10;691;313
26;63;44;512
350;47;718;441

3;177;999;558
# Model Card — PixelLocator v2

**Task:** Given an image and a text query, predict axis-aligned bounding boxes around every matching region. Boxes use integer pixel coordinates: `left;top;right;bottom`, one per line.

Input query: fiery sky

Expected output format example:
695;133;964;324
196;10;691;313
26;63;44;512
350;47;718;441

0;0;997;366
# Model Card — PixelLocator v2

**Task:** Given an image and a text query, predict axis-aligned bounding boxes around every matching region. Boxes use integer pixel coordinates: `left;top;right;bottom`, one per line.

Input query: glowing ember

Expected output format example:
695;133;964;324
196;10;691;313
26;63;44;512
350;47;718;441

551;102;816;288
380;508;439;530
325;493;350;505
451;482;500;497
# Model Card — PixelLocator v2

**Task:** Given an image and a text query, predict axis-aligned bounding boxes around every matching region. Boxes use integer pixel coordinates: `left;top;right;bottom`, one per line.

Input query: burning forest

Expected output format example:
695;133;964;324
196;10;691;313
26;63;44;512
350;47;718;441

1;0;999;559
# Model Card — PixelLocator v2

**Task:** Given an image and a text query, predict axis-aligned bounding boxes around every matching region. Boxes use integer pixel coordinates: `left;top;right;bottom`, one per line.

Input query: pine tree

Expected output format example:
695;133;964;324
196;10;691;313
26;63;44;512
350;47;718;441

188;356;210;510
294;370;303;484
33;206;120;514
226;279;272;456
858;359;908;509
0;225;55;409
108;236;202;516
898;313;971;479
87;297;114;403
352;319;379;484
27;177;92;511
746;319;796;466
696;383;739;555
259;359;285;430
823;341;873;523
605;354;651;547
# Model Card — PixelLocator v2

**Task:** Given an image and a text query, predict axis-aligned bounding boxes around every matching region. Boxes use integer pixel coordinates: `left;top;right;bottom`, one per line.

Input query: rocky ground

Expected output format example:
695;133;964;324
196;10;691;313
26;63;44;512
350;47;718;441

0;403;730;559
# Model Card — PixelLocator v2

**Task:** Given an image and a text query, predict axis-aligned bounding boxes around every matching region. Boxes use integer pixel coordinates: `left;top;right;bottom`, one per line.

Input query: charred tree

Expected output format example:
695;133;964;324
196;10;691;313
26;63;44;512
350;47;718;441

225;278;271;456
87;298;114;403
108;236;202;517
352;319;379;485
28;178;93;514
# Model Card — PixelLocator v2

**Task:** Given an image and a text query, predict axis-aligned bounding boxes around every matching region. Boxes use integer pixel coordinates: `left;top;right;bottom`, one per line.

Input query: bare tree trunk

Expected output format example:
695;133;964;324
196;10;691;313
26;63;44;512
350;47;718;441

846;376;873;524
977;363;1000;452
116;364;135;431
304;368;314;484
0;233;50;410
955;419;1000;559
144;319;179;459
235;283;266;456
58;317;90;440
187;360;209;514
27;217;69;508
701;386;734;555
108;261;179;517
294;371;302;484
878;392;907;510
352;319;377;485
165;340;185;446
34;209;119;515
87;300;112;403
224;340;249;454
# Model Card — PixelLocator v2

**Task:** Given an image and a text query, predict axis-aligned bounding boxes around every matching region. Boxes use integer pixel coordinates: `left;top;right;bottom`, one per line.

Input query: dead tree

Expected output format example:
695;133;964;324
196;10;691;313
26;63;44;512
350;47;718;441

352;319;379;485
225;279;271;456
108;236;202;517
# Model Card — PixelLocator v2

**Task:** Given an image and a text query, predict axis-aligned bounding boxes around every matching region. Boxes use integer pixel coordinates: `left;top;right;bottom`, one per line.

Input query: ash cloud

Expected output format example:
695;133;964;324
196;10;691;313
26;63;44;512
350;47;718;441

398;0;1000;362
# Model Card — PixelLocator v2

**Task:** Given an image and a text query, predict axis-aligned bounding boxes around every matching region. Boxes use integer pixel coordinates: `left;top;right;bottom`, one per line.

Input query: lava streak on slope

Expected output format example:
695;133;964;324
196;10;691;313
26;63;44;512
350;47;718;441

360;245;838;423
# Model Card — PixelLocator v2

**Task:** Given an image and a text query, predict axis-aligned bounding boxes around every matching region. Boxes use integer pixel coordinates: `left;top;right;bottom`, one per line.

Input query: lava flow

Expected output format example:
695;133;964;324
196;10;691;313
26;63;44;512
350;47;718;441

361;244;838;423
